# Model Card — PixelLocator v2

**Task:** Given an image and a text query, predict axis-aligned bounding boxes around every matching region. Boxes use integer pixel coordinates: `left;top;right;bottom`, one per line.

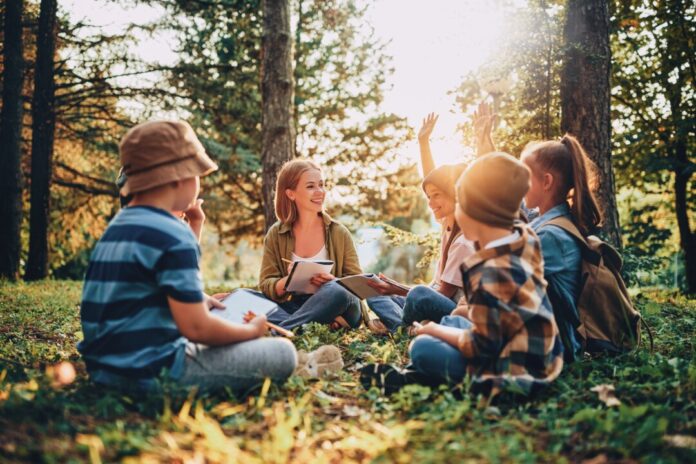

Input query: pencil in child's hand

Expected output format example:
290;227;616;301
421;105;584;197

282;258;293;265
265;321;295;338
245;310;294;338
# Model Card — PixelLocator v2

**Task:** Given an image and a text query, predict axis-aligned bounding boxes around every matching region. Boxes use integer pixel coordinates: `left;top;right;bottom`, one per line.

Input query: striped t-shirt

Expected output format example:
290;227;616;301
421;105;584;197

78;205;204;389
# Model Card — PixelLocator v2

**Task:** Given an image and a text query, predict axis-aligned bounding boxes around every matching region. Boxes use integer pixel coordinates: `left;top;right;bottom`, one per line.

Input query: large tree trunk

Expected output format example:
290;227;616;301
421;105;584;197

261;0;295;231
560;0;621;248
25;0;58;281
0;0;25;280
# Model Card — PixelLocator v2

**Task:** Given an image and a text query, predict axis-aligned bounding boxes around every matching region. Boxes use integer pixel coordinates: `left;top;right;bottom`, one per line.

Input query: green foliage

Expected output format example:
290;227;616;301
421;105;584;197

1;281;694;462
158;0;416;245
453;1;566;156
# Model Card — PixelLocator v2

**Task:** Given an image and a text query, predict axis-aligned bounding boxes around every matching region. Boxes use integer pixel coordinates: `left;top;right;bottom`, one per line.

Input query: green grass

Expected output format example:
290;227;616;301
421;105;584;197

0;280;694;463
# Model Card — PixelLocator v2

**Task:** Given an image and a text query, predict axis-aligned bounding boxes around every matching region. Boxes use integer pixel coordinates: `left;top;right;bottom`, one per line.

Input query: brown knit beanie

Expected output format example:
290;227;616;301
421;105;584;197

422;163;468;200
456;152;530;228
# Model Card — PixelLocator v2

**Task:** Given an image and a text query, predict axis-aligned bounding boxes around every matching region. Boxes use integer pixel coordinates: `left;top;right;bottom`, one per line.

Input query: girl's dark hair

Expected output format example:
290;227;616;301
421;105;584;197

523;134;602;236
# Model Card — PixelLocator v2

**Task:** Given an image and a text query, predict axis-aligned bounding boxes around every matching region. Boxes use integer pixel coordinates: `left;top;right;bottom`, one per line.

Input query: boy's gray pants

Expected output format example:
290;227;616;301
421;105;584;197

180;337;297;392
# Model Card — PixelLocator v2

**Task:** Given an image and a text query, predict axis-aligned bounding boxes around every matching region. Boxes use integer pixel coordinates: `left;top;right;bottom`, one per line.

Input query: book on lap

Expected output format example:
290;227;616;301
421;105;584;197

336;274;412;300
213;289;279;324
284;260;334;295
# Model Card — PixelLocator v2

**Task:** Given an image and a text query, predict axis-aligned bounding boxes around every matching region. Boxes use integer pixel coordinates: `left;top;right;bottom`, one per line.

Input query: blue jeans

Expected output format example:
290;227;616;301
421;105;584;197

265;280;361;330
402;285;457;326
408;315;472;384
366;296;405;332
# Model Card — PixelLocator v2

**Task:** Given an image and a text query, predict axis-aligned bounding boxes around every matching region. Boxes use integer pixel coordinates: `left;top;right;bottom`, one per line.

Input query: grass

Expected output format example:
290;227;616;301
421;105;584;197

0;280;694;463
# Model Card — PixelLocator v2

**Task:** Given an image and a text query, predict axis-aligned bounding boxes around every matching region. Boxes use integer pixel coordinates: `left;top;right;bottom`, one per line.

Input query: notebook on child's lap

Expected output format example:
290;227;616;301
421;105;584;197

284;259;334;294
213;289;279;324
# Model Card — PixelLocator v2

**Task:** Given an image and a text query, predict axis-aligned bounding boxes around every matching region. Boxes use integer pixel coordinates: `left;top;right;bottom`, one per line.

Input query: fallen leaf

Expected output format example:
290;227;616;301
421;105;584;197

590;384;621;407
581;453;608;464
664;434;696;449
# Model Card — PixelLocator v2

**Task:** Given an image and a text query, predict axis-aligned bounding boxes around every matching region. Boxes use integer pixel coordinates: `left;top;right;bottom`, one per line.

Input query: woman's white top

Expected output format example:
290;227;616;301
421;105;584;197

292;244;329;262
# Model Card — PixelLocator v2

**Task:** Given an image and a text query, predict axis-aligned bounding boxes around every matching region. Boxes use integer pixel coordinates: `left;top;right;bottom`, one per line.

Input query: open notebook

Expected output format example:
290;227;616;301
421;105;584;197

212;289;280;324
284;260;334;294
336;274;412;300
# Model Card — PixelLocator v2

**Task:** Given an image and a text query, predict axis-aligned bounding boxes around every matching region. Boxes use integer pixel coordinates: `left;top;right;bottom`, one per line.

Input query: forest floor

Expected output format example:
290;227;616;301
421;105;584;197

0;280;694;463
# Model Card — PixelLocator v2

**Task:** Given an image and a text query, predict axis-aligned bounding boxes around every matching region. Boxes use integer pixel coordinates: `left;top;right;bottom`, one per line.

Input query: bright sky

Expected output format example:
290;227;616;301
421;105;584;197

62;0;512;164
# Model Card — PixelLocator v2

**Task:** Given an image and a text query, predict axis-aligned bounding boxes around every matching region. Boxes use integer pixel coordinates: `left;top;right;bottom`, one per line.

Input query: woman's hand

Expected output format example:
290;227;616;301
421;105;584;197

310;273;334;287
418;112;439;144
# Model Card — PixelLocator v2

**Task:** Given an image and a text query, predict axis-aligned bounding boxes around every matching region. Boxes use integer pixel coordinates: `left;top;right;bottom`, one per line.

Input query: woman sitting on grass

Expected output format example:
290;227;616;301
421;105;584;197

257;159;363;331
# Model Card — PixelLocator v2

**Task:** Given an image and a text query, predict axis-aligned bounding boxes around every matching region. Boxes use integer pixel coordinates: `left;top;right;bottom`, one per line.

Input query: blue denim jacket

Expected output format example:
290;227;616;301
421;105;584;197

530;203;582;361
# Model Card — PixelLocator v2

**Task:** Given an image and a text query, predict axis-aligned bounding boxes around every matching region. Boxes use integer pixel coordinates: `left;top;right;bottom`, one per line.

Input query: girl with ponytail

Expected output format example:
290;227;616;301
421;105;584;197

521;134;603;361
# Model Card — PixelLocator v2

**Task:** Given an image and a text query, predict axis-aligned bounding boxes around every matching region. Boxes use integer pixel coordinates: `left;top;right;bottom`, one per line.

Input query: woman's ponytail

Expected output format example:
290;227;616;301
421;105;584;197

559;134;602;235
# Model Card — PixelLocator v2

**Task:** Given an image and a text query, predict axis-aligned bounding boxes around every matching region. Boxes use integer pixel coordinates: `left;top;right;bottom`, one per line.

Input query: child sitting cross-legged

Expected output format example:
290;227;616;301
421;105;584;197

78;121;297;392
361;152;564;398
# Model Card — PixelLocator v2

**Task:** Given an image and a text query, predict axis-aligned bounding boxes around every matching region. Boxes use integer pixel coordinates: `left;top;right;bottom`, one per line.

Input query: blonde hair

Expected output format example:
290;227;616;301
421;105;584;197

522;134;603;236
274;159;322;224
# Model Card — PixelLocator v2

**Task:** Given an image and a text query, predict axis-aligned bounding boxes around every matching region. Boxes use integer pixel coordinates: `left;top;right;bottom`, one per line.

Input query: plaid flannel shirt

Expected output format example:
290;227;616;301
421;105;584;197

456;223;564;395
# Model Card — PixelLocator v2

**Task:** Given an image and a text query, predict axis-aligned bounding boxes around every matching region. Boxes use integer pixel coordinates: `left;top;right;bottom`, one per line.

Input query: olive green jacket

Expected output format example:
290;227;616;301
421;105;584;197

258;212;363;302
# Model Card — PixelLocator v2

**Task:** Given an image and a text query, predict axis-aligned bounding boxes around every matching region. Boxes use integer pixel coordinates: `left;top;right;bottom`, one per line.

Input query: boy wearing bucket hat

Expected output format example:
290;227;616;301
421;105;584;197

78;121;296;392
362;152;563;397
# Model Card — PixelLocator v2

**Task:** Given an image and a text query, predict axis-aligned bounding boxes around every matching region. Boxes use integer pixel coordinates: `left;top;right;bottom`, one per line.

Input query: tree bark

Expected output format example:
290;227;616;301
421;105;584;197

560;0;621;248
0;0;25;280
25;0;58;280
261;0;295;231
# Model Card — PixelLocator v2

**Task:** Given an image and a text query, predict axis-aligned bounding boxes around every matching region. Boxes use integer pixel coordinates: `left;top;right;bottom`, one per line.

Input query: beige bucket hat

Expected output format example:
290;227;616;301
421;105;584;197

119;120;218;196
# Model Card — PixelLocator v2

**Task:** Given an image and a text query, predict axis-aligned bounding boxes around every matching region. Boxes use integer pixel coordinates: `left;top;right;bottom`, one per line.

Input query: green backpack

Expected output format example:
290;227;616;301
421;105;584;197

543;217;652;354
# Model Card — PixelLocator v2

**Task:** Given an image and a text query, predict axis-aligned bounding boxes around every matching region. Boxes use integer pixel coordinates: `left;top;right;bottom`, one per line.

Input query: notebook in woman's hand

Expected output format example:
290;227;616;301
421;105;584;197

284;260;334;294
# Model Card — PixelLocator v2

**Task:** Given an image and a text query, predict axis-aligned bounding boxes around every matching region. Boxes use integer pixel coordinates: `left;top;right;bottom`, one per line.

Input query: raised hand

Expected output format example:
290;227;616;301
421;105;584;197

472;101;497;156
418;112;439;144
472;101;496;139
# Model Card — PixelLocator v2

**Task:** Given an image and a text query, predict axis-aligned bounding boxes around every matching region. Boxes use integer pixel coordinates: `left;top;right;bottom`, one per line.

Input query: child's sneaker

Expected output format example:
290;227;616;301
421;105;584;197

359;363;432;395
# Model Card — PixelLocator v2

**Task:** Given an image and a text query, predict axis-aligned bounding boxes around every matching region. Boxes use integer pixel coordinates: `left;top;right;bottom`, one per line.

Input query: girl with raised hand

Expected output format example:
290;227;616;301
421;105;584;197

258;159;363;331
365;112;481;331
521;134;603;361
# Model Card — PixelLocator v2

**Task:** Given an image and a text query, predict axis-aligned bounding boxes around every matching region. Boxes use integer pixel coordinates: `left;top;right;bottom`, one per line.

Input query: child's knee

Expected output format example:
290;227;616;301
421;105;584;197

272;338;298;378
407;285;431;304
409;335;438;369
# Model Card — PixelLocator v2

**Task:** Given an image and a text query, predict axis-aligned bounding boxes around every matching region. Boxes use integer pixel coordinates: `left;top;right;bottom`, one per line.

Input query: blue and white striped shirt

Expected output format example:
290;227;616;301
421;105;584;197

78;206;204;389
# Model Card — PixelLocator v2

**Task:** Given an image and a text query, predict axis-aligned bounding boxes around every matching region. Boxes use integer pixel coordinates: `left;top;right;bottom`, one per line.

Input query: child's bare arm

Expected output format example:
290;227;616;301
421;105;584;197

418;113;438;176
168;297;267;345
436;281;458;299
414;321;463;348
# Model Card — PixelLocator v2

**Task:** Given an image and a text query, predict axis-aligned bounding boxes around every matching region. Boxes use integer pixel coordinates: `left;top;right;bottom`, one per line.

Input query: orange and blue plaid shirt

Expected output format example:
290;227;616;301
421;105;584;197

456;222;564;395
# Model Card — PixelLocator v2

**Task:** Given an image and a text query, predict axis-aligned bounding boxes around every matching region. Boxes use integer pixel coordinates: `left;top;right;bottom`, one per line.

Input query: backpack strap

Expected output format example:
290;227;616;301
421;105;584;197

539;216;587;245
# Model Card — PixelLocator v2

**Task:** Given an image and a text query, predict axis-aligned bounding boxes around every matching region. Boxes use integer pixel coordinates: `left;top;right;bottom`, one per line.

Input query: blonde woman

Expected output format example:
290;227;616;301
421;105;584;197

258;159;363;330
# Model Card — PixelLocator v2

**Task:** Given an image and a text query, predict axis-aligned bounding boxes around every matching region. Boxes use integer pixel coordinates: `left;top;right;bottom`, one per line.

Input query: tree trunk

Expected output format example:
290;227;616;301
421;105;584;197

674;150;695;294
560;0;621;248
261;0;295;231
0;0;25;280
25;0;58;281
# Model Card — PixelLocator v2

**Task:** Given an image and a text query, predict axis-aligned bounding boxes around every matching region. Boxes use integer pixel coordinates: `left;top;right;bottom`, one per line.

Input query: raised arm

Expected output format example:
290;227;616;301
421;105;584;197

473;101;496;157
417;113;439;176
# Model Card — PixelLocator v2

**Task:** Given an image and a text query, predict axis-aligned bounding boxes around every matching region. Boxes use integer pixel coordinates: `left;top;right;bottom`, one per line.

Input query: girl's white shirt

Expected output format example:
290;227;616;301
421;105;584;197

431;218;476;302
